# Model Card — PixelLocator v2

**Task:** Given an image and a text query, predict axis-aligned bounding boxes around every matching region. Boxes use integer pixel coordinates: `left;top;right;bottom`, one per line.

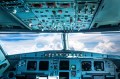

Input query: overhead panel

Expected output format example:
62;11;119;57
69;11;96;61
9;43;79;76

0;0;101;32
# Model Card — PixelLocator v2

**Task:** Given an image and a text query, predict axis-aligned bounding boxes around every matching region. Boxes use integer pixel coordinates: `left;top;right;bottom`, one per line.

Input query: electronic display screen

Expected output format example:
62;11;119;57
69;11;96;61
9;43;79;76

27;61;37;70
59;60;69;70
39;61;49;70
59;72;69;79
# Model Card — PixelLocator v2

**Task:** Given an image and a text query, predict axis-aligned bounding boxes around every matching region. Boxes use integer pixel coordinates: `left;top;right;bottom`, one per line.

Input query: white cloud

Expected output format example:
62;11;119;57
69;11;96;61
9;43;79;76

34;33;62;51
69;41;85;50
93;39;119;54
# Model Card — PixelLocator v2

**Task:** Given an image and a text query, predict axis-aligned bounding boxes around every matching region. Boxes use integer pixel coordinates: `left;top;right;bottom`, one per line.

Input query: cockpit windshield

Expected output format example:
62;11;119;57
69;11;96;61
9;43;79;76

0;33;120;55
68;33;120;55
0;33;62;55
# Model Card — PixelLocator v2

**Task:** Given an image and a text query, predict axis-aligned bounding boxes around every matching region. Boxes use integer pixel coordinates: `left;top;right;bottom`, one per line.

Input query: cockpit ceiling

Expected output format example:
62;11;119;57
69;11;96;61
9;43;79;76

0;0;120;33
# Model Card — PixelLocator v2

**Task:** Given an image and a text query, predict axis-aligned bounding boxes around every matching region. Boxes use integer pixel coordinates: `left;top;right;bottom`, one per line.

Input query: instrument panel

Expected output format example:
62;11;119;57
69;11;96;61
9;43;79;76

4;58;116;79
2;51;117;79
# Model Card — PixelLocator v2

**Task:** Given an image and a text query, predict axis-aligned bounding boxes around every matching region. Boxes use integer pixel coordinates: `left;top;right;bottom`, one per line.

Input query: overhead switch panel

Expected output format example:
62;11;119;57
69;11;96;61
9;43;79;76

0;0;101;32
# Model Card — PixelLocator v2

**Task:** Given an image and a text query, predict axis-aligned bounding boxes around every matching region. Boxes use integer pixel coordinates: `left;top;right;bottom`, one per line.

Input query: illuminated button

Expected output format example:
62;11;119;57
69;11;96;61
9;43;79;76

56;54;58;56
49;53;51;57
73;54;76;56
52;54;54;56
71;65;76;70
69;54;72;56
45;54;48;57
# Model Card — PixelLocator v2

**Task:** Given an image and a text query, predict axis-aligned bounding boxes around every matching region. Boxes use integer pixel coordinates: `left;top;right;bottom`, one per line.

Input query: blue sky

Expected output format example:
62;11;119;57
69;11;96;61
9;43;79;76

0;33;120;55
